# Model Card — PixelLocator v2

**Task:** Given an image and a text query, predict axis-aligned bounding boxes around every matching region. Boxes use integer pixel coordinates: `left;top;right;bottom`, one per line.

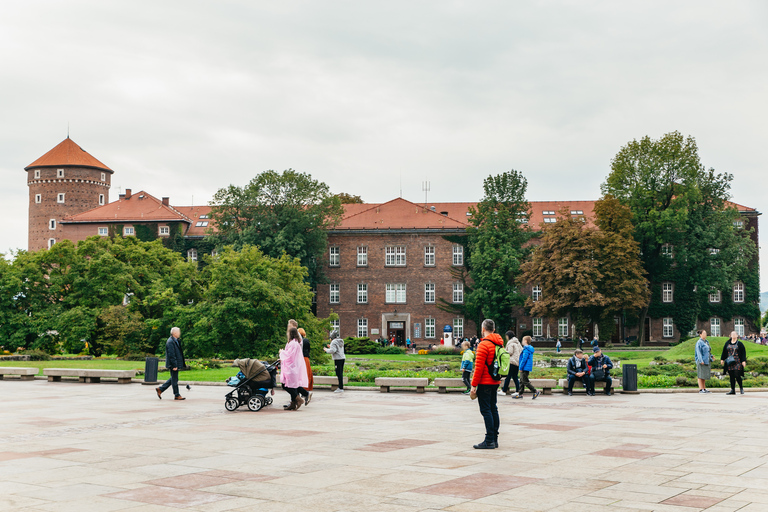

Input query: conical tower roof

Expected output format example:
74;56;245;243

25;137;113;172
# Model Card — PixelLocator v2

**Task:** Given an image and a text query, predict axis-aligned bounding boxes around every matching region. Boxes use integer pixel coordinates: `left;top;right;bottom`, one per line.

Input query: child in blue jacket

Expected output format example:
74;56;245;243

460;340;474;394
513;336;540;399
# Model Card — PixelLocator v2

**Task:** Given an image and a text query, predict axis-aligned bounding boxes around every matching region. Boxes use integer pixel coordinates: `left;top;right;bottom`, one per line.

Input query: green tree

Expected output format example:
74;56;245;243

335;192;364;204
462;170;532;335
602;131;757;342
209;170;344;290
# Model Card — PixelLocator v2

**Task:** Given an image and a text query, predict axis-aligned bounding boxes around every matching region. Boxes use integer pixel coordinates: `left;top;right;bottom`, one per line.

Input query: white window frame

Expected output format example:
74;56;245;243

57;169;64;178
101;172;106;181
35;194;41;203
425;318;436;339
98;227;108;236
187;248;198;261
386;283;406;304
661;243;674;258
329;246;340;267
330;319;340;336
710;317;721;337
34;169;40;179
357;318;368;338
543;217;556;224
452;282;464;303
709;290;721;303
195;221;209;227
48;238;55;248
357;283;368;304
57;193;65;203
385;246;406;267
452;245;464;266
532;318;543;337
733;282;744;303
734;220;744;230
49;219;56;230
734;318;745;337
662;282;674;303
357;246;367;266
532;285;542;302
329;284;340;304
453;318;464;338
123;226;135;236
662;317;674;338
159;226;170;236
99;194;105;205
424;246;435;266
709;248;720;256
424;283;435;303
558;317;568;337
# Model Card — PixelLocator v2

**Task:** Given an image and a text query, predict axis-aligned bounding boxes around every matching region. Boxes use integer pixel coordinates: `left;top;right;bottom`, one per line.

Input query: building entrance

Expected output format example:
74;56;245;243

387;321;405;346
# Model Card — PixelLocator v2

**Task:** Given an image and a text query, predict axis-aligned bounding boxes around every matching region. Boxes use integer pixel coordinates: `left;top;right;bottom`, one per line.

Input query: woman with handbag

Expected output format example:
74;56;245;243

720;331;747;395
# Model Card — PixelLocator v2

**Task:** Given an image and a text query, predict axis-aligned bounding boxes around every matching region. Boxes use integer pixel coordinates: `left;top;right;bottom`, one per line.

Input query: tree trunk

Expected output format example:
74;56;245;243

638;306;648;347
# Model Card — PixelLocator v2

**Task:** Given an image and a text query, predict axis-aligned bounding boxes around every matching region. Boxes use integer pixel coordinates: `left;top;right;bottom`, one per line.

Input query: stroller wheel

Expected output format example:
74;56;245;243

225;398;239;411
247;395;264;411
265;396;273;406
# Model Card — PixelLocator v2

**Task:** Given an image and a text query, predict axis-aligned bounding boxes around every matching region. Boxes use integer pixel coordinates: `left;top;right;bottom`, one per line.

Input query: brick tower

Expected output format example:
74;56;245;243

25;137;113;251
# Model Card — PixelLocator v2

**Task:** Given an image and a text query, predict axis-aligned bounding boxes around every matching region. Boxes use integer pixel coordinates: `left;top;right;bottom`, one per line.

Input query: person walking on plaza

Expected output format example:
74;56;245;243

501;332;521;396
156;327;186;401
469;319;503;449
566;349;591;396
556;339;561;353
460;340;474;394
513;336;540;399
695;330;713;393
588;347;613;395
280;327;309;410
721;331;747;395
325;330;346;392
298;328;313;405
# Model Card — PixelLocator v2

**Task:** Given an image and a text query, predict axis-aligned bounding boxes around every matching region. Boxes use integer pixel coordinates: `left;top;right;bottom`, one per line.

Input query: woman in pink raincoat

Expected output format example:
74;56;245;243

280;327;309;410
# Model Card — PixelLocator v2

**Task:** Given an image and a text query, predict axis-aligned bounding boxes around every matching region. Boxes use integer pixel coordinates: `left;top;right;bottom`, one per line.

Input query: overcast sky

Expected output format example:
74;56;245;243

1;1;766;290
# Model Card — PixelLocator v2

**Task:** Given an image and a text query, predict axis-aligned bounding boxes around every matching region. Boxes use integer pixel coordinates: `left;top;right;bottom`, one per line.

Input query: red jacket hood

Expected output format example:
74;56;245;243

482;333;504;347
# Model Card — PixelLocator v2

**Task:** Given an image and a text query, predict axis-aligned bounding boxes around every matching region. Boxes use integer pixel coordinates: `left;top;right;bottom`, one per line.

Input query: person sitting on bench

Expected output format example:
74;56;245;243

588;346;614;395
566;349;592;396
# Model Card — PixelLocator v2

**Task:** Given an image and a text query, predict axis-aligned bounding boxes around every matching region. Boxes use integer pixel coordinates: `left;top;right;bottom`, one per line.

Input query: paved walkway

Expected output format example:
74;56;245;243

1;380;768;511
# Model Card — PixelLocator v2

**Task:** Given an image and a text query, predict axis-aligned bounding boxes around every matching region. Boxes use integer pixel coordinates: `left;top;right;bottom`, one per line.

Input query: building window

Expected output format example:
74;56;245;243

195;221;209;227
424;283;435;303
357;283;368;304
35;194;41;203
48;238;55;248
709;290;721;303
98;227;108;236
330;319;340;335
357;246;367;266
329;246;340;267
211;249;218;258
558;317;568;337
99;194;105;205
357;318;368;338
57;169;64;178
425;318;435;338
187;248;198;261
101;172;106;181
123;293;134;306
663;317;674;338
329;284;340;304
734;318;745;337
710;317;721;337
123;226;134;236
453;318;464;338
542;210;555;215
57;193;65;203
159;226;170;236
734;220;744;229
452;282;464;303
199;214;209;219
532;285;542;302
34;169;40;179
733;282;744;303
385;246;406;266
709;248;720;256
662;282;674;303
386;283;406;303
453;245;464;266
543;217;556;223
424;246;435;266
532;318;543;337
49;219;56;230
661;244;674;258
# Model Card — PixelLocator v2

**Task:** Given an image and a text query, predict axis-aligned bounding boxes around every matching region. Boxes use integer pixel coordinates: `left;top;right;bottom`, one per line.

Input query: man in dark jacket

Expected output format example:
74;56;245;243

156;327;186;400
588;346;614;396
566;349;591;396
470;319;504;450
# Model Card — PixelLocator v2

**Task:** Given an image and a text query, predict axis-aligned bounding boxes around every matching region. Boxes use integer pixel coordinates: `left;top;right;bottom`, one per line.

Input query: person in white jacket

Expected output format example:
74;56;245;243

324;331;346;393
500;331;522;397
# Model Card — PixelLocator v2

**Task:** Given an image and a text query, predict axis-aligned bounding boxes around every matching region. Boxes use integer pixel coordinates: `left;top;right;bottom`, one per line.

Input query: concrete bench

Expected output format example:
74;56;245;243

44;368;136;384
434;378;466;393
313;375;349;391
375;377;429;393
558;378;622;392
0;367;38;381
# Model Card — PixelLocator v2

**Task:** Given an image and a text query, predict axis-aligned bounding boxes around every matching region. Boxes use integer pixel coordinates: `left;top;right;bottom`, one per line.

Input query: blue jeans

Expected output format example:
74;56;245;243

589;374;612;393
476;384;499;444
567;373;592;393
159;369;180;396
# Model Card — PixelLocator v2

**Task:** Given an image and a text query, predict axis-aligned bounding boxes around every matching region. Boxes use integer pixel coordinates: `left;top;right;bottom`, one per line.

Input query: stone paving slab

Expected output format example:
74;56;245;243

1;379;768;511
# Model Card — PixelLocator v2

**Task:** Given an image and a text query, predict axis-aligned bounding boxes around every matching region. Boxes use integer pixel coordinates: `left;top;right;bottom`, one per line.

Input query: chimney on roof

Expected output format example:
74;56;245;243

162;197;169;206
125;189;132;199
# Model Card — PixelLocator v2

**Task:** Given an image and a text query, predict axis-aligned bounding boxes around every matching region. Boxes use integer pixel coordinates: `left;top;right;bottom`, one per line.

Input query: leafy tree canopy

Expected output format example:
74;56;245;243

335;192;364;204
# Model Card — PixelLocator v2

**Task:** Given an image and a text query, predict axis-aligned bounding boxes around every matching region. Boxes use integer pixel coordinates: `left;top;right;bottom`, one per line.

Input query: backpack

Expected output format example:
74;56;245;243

487;344;511;381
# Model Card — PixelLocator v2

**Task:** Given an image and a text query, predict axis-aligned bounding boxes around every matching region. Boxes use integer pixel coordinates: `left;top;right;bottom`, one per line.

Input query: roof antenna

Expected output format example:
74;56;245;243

399;172;402;198
422;180;430;207
67;122;70;139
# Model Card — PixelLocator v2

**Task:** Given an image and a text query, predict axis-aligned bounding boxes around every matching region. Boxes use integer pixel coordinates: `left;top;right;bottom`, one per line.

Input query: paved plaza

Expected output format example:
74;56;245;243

2;380;768;511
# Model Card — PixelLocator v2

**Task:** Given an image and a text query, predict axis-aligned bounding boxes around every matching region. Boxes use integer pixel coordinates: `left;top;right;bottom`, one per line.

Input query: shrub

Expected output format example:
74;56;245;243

653;355;666;362
187;359;222;370
431;347;459;355
376;346;406;355
20;349;51;361
121;353;156;361
344;337;380;354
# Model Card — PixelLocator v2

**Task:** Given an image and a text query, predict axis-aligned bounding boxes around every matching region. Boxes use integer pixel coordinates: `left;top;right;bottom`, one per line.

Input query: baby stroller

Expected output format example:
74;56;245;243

224;358;279;412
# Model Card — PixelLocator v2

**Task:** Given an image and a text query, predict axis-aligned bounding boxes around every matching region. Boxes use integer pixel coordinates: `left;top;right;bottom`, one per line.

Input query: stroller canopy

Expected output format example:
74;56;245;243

233;358;268;381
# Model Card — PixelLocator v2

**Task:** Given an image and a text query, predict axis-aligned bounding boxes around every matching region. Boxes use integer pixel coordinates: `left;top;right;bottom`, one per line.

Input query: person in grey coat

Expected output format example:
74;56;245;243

156;327;186;400
324;330;345;393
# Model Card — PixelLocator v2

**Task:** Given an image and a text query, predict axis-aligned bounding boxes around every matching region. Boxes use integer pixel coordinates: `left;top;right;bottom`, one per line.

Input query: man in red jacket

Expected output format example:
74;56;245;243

470;319;504;449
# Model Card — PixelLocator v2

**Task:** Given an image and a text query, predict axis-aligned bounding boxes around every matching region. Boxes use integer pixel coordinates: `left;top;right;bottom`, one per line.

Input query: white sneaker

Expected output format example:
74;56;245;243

498;390;506;395
333;388;345;393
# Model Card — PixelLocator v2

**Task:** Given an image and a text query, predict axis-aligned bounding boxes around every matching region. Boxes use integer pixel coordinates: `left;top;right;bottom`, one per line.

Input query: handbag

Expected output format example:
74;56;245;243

592;368;605;380
724;355;736;366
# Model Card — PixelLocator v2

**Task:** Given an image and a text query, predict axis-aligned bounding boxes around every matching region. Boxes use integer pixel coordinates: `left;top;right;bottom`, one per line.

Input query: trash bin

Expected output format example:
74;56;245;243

622;363;637;392
144;357;159;384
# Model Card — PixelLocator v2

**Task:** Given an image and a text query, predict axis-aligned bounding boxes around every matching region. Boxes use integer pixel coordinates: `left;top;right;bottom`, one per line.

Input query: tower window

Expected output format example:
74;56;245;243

49;219;56;230
48;238;55;248
99;194;105;205
57;169;64;178
35;194;41;203
57;193;65;203
101;172;106;181
34;170;40;179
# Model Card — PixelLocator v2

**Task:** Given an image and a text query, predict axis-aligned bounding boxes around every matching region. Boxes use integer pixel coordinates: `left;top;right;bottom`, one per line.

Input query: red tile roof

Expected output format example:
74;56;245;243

26;137;113;172
174;206;216;236
726;200;757;213
336;198;471;230
61;191;190;224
